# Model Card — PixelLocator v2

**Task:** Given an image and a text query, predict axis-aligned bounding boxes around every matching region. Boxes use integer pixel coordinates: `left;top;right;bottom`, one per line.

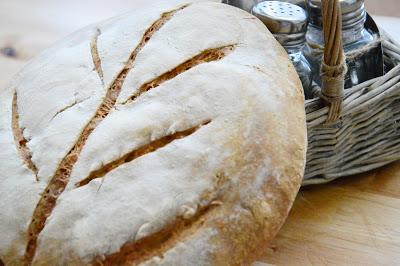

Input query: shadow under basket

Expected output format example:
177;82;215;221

304;34;400;185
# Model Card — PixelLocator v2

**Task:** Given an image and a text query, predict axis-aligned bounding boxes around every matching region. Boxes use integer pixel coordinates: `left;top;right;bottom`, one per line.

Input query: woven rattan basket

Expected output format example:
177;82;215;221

303;0;400;185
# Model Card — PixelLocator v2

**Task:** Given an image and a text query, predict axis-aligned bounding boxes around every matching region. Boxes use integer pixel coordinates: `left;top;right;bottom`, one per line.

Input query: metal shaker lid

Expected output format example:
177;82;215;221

308;0;366;30
252;1;308;34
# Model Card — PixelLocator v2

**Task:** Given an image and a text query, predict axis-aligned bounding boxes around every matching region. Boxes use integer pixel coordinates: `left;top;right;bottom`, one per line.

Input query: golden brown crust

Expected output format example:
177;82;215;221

210;90;306;266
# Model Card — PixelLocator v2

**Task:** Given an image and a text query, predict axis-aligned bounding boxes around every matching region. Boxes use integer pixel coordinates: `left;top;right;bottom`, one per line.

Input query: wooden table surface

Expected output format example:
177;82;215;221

1;1;399;265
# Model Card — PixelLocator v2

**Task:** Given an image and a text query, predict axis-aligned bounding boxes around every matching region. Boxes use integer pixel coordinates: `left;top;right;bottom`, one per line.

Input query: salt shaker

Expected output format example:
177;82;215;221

252;1;313;98
304;0;383;88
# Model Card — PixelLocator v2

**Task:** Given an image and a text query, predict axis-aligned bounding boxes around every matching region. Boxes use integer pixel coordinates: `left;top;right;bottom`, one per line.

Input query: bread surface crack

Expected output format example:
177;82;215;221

75;120;211;187
123;44;236;104
50;97;90;122
92;200;220;265
11;91;39;181
91;28;104;84
23;5;188;264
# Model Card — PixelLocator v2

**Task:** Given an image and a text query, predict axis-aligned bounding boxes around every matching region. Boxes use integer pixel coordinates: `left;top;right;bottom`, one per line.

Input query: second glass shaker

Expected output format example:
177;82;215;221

304;0;383;89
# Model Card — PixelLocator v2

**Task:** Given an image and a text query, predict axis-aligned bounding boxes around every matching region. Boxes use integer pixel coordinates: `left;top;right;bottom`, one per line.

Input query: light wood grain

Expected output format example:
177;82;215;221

1;1;399;265
262;164;400;265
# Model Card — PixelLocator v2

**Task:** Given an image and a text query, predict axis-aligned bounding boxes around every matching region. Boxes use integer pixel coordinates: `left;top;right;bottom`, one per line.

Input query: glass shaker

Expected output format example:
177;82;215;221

304;0;383;88
252;1;313;98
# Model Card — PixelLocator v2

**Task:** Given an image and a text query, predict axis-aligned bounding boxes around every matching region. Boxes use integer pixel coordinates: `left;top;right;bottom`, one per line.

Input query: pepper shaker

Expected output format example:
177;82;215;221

304;0;383;88
252;1;313;98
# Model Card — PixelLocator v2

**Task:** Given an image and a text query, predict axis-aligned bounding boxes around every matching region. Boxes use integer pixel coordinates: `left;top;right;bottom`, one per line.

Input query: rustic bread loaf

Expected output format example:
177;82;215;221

0;2;306;265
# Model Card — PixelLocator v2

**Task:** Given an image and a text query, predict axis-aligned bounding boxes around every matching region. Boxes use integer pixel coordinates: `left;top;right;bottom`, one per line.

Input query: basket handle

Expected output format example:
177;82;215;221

320;0;347;123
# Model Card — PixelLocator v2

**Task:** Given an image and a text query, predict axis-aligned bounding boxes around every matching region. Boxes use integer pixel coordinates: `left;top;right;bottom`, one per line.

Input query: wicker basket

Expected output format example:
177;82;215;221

302;0;400;185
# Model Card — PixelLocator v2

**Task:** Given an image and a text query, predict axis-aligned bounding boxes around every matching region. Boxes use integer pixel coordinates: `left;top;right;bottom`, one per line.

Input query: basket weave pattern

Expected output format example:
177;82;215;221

304;37;400;185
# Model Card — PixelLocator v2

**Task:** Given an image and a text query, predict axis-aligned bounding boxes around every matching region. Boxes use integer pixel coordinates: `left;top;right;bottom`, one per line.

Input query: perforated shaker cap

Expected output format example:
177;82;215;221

252;1;308;47
252;1;308;34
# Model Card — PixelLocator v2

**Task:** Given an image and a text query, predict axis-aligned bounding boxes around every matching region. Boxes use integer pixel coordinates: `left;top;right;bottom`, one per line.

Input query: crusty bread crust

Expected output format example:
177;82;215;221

0;2;306;265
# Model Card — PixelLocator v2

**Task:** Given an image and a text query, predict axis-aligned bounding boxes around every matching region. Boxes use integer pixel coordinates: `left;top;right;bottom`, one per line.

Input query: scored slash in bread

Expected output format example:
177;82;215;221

0;1;307;265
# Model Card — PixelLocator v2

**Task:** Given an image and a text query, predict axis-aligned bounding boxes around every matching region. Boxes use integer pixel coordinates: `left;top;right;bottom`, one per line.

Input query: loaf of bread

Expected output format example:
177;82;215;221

0;2;306;265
